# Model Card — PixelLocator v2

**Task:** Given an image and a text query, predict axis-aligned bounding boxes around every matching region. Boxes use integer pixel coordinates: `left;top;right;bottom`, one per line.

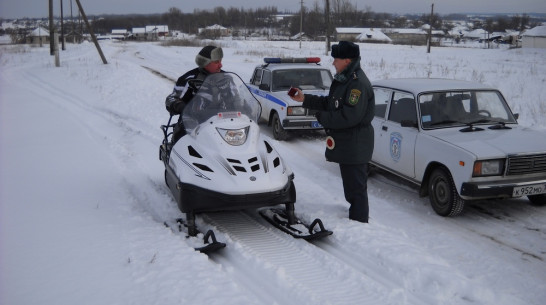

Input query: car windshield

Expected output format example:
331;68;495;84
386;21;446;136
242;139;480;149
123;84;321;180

418;90;518;129
272;69;332;91
182;72;262;133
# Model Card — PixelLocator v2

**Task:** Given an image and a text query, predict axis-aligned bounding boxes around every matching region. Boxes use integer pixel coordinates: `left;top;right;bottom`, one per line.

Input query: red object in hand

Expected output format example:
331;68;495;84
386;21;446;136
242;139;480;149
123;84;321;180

288;87;298;97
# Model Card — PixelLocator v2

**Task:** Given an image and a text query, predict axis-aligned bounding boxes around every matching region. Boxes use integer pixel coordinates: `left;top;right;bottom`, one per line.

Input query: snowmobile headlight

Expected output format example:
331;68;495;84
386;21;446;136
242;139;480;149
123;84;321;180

217;126;249;146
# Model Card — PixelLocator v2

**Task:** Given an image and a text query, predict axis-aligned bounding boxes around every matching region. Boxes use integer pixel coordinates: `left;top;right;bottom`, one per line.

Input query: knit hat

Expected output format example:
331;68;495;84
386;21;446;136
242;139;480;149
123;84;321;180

195;45;223;68
331;41;359;59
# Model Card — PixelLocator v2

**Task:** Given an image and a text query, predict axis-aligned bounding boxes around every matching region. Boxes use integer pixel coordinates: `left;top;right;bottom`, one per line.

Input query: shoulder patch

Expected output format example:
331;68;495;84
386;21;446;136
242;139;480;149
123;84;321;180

348;89;361;106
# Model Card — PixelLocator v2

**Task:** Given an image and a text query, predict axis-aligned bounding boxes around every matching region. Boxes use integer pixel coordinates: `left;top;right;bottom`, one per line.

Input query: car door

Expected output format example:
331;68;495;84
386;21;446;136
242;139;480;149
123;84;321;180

375;91;419;179
249;68;269;120
371;87;391;166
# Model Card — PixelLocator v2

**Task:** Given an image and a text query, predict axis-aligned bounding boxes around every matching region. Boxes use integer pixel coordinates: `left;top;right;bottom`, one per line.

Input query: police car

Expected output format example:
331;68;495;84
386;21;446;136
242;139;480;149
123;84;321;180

247;57;333;140
371;78;546;216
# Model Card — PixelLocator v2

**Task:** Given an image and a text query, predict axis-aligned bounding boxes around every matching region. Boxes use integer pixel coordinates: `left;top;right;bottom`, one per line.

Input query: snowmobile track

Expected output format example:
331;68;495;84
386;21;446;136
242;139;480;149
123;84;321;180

203;211;397;305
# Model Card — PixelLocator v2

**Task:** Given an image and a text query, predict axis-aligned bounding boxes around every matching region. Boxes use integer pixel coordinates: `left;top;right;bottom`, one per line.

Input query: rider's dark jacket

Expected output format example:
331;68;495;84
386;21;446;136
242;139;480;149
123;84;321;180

165;68;223;143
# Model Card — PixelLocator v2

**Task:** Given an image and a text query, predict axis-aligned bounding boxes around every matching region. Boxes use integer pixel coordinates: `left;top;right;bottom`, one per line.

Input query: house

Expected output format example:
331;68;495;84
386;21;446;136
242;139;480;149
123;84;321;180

26;26;49;45
290;32;312;41
131;27;146;40
111;29;128;40
198;24;230;37
464;29;489;41
128;26;169;40
335;27;367;41
355;28;391;44
382;28;430;45
145;25;169;40
521;25;546;48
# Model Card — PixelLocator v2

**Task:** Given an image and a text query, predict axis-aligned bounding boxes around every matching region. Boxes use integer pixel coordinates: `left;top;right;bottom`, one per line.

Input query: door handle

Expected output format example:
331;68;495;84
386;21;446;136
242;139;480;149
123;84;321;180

382;125;388;131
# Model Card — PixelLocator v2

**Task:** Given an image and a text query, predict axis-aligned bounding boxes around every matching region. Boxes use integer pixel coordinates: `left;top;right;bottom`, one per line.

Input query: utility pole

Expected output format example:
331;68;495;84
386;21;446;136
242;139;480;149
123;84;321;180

49;0;54;55
70;0;75;43
74;0;107;64
60;0;65;50
325;0;330;55
427;3;434;53
299;0;303;49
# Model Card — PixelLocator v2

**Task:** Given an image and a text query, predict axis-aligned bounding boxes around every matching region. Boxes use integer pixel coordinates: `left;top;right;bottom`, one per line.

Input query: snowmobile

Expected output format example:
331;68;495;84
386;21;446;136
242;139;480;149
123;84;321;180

159;72;331;252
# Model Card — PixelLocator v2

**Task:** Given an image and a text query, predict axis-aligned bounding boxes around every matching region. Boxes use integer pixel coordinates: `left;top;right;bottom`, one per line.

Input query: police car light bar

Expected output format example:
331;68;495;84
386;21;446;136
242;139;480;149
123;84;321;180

263;57;321;64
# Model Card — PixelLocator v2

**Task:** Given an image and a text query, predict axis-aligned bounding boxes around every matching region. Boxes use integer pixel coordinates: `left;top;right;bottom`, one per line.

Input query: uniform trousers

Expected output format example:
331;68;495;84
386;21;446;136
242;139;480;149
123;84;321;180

339;163;369;223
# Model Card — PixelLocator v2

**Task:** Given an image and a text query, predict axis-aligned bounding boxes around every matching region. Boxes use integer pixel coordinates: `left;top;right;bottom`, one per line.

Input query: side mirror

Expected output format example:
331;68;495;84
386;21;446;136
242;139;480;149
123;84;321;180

259;83;270;91
513;113;519;120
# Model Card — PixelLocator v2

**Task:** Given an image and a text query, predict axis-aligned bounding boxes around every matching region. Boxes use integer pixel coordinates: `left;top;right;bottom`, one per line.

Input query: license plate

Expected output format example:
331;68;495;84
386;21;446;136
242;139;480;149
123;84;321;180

512;183;546;197
311;121;323;128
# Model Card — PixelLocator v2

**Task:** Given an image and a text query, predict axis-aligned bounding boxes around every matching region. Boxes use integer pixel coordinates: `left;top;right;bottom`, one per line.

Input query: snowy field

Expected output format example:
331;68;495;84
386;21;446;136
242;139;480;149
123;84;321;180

1;39;546;305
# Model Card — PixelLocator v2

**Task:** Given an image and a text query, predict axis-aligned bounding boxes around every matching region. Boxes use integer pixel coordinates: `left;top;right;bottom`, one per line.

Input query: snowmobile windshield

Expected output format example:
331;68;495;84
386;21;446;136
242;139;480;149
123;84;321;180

182;72;262;133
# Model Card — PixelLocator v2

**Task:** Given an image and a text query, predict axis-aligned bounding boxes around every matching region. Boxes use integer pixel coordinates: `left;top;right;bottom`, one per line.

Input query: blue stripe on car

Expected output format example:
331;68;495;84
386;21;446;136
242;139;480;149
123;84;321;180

247;86;287;107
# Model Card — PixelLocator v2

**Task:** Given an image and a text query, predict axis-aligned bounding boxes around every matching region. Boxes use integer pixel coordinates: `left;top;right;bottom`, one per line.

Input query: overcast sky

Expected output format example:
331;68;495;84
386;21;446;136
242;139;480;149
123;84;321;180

1;0;545;19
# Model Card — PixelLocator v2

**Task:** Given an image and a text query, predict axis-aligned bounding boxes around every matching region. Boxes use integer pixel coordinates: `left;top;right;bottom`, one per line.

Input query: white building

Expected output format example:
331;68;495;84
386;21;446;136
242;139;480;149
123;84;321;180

522;25;546;48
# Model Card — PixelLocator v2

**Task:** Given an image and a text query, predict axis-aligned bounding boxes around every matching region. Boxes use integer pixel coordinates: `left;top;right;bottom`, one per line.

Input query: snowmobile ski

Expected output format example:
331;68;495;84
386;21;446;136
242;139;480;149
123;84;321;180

164;219;226;254
259;208;333;240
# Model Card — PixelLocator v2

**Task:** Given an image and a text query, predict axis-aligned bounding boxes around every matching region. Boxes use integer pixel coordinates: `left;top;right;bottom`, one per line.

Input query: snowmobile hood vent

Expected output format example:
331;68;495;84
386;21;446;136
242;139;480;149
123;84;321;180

188;145;202;158
264;141;273;153
225;156;261;174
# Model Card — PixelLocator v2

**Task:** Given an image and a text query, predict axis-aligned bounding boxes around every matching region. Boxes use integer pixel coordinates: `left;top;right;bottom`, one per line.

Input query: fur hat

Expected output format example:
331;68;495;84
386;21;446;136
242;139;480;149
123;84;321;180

331;41;360;59
195;45;223;68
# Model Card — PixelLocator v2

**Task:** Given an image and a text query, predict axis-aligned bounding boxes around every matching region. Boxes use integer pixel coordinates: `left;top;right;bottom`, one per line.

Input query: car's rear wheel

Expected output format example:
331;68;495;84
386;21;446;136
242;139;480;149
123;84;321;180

272;112;289;141
428;167;465;216
528;194;546;206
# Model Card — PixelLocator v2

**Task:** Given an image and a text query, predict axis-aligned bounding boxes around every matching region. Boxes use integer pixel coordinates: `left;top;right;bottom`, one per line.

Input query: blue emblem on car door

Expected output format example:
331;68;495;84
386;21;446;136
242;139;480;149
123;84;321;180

390;132;402;162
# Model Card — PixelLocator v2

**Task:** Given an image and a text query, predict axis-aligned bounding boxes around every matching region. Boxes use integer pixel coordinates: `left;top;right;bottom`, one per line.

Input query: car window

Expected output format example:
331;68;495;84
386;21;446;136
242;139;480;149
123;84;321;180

262;70;272;88
272;69;331;91
373;87;391;118
419;90;516;129
475;91;512;120
251;69;263;85
389;92;416;125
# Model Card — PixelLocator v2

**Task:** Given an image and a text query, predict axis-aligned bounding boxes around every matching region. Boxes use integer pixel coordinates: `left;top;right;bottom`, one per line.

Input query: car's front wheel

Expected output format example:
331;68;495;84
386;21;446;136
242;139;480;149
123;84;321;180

428;167;465;216
272;112;289;140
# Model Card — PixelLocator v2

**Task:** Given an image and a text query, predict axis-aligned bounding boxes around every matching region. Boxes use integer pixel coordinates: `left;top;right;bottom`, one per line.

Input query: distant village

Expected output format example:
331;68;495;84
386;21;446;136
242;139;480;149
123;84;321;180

2;15;546;49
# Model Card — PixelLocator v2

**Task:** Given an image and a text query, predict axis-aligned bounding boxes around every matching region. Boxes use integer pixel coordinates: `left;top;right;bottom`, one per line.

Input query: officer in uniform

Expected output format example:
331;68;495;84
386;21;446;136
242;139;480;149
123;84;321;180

289;41;375;223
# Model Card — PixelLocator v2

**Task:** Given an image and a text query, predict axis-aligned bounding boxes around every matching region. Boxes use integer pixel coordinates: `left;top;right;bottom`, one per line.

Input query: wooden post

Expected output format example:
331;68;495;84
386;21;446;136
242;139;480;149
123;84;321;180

60;0;65;50
54;33;60;67
74;0;108;64
427;3;434;53
299;0;303;49
325;0;331;55
49;0;54;55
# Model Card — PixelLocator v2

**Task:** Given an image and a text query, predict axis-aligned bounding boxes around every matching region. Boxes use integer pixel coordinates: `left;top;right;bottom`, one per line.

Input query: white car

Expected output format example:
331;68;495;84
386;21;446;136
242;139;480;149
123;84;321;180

247;58;333;140
371;78;546;216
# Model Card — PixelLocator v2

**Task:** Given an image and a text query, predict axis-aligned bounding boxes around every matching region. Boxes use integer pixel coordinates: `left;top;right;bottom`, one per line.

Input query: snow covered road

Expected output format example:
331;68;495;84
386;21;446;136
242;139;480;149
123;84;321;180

2;40;546;305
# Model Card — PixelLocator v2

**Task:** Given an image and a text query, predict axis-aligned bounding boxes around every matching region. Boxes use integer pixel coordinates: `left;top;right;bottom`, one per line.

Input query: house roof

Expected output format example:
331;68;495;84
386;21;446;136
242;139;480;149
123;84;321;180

145;25;169;32
355;28;391;42
112;29;127;34
336;27;368;34
205;24;227;30
29;27;49;37
383;28;428;35
522;25;546;37
464;29;488;39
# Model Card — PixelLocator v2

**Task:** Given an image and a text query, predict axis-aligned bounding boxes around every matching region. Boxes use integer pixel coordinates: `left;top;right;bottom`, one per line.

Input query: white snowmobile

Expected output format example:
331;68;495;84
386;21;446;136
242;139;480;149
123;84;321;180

160;72;331;252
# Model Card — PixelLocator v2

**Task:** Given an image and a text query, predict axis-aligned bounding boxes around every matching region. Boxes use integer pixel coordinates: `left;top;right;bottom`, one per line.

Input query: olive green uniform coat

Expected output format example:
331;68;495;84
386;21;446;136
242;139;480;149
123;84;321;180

303;57;375;164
